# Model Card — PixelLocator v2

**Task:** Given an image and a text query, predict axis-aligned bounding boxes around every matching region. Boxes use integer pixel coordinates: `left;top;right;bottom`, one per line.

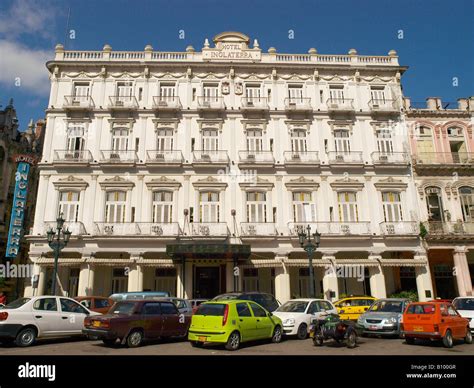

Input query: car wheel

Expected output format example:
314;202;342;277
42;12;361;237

442;330;454;348
313;335;324;346
405;337;415;345
102;339;117;346
126;330;144;348
191;341;203;348
464;329;473;344
225;331;240;351
272;326;282;343
15;327;37;347
296;323;308;340
346;331;357;349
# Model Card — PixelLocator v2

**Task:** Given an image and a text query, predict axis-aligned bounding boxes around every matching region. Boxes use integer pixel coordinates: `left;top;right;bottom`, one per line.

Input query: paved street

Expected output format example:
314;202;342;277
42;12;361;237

1;335;473;356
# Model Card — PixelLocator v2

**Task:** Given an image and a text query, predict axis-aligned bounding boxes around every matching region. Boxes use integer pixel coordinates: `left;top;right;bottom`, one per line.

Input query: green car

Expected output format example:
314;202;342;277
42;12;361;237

188;300;283;350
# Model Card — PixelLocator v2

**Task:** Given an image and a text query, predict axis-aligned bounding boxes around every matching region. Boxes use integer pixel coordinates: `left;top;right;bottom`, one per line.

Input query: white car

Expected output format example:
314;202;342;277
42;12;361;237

273;298;337;339
453;297;474;332
0;296;100;347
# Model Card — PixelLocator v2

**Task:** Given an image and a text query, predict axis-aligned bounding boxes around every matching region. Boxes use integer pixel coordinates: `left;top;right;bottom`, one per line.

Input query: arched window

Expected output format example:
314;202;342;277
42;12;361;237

59;191;80;222
152;191;173;223
246;192;267;223
459;187;474;222
381;192;403;222
199;191;219;222
425;186;444;221
105;191;126;223
292;192;316;222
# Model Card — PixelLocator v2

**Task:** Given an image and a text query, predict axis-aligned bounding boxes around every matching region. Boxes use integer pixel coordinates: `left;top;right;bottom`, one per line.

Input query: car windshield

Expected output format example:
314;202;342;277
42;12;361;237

110;302;136;315
453;298;474;311
195;304;227;316
276;301;308;313
369;300;404;313
5;298;31;309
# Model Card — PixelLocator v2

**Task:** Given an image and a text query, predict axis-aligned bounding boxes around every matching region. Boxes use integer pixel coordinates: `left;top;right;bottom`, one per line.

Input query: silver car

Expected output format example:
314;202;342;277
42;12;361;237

357;298;410;337
159;297;193;315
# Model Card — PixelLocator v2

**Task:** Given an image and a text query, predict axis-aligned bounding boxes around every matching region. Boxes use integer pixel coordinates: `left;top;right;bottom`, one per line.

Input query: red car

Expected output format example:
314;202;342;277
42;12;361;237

83;300;191;347
402;302;472;348
75;296;114;314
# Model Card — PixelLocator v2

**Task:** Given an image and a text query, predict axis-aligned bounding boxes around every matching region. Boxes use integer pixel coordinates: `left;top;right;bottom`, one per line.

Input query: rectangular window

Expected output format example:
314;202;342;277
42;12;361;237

160;84;176;98
338;192;359;222
334;129;351;153
243;268;259;292
203;84;219;101
376;128;393;154
246;192;267;223
202;129;219;152
66;125;85;152
288;85;303;103
112;268;127;293
73;82;90;102
155;268;177;295
153;191;173;223
382;192;403;222
329;85;344;101
112;128;129;151
199;192;220;223
245;85;261;101
292;192;316;222
246;129;263;152
59;191;80;222
105;191;126;223
291;129;307;152
370;86;386;103
156;128;174;151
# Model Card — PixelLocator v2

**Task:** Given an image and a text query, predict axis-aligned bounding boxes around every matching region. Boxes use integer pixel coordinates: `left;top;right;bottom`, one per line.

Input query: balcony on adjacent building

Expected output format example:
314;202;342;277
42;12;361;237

380;221;419;236
326;98;354;112
283;151;320;167
100;150;139;166
187;222;230;237
368;98;399;113
108;96;139;110
146;150;184;166
240;97;269;112
53;150;94;166
327;151;364;166
63;95;95;111
238;151;274;168
288;221;371;236
152;96;182;111
425;221;474;238
43;221;87;236
413;152;474;174
197;96;225;111
241;223;278;237
192;150;229;167
371;152;409;166
284;97;312;113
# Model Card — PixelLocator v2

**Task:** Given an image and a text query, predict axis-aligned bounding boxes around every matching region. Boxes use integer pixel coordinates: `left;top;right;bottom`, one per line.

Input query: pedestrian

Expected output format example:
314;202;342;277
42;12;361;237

0;292;6;306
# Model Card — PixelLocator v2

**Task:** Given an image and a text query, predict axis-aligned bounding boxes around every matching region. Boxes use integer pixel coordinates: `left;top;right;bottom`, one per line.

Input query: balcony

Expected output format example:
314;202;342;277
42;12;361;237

188;223;229;237
240;97;269;112
326;98;354;112
63;95;94;111
136;223;181;237
108;96;139;110
192;150;229;168
241;223;278;237
152;96;182;111
197;96;225;111
44;221;87;236
371;152;409;166
238;151;274;168
380;221;419;236
413;153;474;175
146;150;184;166
368;98;399;113
327;151;364;166
284;97;312;113
283;151;320;167
287;222;371;236
425;221;474;238
94;222;181;237
100;150;139;166
53;150;93;166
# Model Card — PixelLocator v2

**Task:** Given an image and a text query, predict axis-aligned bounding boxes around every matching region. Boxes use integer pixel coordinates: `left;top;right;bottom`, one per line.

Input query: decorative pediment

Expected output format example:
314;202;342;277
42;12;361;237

145;176;181;190
330;177;364;191
152;118;180;131
99;176;134;189
197;118;224;131
53;176;88;190
239;176;274;190
108;118;135;130
285;176;319;191
193;176;228;189
285;119;312;134
374;177;408;191
241;119;268;132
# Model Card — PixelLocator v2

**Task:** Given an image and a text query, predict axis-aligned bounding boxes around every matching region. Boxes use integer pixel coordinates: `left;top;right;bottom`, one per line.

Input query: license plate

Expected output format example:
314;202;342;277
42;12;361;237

413;326;423;332
198;336;207;342
369;325;378;330
92;321;101;328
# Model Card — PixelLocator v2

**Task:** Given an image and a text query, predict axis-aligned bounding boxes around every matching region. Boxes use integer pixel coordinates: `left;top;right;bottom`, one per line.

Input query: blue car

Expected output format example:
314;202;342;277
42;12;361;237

109;291;171;302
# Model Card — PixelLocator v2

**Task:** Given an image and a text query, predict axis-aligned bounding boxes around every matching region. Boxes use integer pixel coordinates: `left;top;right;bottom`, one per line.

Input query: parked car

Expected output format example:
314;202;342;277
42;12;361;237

190;299;209;314
83;300;191;347
334;296;377;320
109;291;170;302
401;302;472;348
273;298;337;339
0;296;99;347
212;292;280;312
357;298;410;337
0;304;4;309
188;300;283;350
452;297;474;333
75;296;114;314
158;297;193;315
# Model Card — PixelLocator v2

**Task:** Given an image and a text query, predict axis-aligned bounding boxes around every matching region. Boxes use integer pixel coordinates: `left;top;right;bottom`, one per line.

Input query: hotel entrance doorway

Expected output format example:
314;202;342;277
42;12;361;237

194;267;220;299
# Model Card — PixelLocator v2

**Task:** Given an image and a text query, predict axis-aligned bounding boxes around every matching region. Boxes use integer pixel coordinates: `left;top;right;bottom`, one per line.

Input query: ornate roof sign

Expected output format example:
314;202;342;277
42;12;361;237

203;31;261;62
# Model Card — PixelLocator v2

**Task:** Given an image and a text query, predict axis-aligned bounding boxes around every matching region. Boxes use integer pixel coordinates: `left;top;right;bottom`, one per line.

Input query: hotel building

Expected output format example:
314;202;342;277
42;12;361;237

24;32;433;303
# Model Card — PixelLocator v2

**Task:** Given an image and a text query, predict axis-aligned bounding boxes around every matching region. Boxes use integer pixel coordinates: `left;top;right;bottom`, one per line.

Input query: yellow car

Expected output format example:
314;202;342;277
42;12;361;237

334;296;377;320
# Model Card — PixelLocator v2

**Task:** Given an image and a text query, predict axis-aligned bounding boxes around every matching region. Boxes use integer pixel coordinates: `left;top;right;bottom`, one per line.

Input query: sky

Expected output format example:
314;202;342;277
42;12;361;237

0;0;473;130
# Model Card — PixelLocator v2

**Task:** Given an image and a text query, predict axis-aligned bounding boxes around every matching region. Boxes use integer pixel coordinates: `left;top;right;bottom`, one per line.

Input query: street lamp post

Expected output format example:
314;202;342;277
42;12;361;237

47;213;71;295
298;225;321;298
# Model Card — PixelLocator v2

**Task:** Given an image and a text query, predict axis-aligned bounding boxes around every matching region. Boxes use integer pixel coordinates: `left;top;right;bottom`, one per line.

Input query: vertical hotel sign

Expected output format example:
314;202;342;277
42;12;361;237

5;154;36;259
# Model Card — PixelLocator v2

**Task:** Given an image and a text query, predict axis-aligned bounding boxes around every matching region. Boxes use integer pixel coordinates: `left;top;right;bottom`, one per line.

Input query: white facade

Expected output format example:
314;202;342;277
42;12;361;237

25;32;433;302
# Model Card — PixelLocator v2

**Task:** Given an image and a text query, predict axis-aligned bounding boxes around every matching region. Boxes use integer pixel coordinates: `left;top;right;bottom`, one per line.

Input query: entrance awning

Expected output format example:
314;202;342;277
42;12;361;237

166;242;251;259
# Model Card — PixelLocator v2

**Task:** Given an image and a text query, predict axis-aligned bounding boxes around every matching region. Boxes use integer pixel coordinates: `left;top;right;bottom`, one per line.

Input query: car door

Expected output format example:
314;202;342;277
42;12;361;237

447;304;464;338
59;298;90;334
249;302;273;339
236;302;257;341
142;302;163;339
32;297;62;336
160;302;182;337
306;301;320;321
337;299;356;320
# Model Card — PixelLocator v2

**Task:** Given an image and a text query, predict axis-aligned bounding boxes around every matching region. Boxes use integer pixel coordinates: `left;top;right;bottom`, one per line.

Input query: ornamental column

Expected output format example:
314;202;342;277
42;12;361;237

128;255;143;292
453;246;473;296
368;253;387;298
414;251;434;301
274;255;291;304
78;256;95;296
322;252;339;302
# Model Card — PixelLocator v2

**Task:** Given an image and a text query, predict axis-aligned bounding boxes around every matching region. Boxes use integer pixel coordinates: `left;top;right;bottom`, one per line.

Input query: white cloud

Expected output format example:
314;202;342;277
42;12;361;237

0;40;51;95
